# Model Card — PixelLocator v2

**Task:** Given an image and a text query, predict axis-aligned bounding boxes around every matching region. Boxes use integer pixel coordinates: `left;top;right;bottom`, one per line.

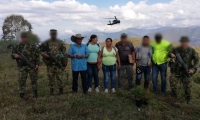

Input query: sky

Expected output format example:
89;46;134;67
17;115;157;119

0;0;200;39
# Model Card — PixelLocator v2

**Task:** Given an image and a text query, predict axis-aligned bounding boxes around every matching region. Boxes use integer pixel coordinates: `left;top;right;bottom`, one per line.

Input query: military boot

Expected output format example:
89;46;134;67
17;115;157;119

59;88;64;95
50;88;54;95
20;93;25;99
33;90;38;98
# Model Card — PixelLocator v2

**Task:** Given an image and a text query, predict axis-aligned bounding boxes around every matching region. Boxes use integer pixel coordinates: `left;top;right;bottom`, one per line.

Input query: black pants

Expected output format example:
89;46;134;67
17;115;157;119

72;70;88;93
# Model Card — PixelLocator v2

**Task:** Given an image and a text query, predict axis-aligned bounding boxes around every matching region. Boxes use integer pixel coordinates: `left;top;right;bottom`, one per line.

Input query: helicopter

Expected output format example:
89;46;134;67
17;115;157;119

104;16;121;26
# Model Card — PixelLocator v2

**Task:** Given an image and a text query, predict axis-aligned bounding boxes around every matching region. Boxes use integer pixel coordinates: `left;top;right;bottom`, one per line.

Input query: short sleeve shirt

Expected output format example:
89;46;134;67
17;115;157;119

68;44;89;71
87;44;101;63
116;42;134;65
102;47;118;66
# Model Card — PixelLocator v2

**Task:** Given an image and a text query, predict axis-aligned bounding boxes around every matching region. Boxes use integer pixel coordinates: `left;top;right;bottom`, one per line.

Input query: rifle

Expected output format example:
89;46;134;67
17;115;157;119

175;53;191;77
7;44;36;69
40;44;64;70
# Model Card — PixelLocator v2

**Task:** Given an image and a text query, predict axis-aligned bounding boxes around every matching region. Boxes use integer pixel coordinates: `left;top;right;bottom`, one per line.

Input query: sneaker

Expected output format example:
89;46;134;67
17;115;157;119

105;89;108;94
88;87;92;93
111;88;116;93
95;87;100;92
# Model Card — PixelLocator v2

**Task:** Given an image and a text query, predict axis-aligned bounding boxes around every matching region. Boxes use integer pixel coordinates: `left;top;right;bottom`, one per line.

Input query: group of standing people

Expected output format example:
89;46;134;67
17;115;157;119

11;29;199;104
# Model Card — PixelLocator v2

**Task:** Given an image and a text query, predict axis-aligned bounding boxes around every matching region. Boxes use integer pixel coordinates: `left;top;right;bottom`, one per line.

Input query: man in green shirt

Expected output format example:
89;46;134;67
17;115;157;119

151;33;172;94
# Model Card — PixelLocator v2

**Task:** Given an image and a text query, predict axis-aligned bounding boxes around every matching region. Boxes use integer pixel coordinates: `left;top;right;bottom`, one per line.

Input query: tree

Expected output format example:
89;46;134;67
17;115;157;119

27;32;40;44
2;14;32;41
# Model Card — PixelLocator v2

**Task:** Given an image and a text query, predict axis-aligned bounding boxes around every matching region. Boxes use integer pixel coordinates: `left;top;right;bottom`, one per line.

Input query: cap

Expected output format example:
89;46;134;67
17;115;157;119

21;32;28;38
50;29;57;34
180;36;190;42
121;33;127;38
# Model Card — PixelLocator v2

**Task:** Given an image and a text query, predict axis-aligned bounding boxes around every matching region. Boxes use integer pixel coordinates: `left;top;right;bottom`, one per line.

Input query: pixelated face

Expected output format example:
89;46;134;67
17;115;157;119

21;36;28;43
106;39;112;46
143;37;150;46
50;33;57;39
121;36;128;43
181;41;189;48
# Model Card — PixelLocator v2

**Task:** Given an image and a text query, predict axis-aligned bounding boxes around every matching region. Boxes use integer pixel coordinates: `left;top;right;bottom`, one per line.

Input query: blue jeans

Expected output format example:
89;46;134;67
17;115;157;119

152;62;167;93
102;64;116;89
136;66;151;89
87;63;99;88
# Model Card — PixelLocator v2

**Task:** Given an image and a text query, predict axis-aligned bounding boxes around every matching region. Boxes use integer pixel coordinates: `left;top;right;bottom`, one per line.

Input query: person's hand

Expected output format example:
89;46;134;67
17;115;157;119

136;63;139;67
188;69;194;74
14;54;21;59
97;65;101;71
35;65;39;71
76;55;82;59
118;64;121;69
150;64;152;69
44;54;50;58
171;53;176;58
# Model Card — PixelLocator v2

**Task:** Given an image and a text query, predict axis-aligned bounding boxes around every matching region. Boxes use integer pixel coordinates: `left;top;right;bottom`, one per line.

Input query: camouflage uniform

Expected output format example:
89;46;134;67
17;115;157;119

40;39;66;90
169;47;199;101
11;43;40;94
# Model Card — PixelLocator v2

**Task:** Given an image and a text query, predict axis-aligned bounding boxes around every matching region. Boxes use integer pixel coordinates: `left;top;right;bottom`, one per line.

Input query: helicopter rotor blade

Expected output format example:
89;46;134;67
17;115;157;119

103;18;115;19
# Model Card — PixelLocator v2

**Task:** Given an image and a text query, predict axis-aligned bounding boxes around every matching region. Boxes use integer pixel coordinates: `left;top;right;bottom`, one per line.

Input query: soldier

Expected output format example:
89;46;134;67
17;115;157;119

11;32;40;98
169;36;199;104
40;29;67;95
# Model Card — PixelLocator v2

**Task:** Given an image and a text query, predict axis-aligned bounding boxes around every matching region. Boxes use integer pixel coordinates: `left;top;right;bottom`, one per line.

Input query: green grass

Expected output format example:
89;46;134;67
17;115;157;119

0;39;200;120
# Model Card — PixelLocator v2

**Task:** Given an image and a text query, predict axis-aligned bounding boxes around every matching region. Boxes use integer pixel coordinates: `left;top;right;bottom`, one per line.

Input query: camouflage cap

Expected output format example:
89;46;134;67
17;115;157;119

21;32;28;37
50;29;57;34
180;36;190;42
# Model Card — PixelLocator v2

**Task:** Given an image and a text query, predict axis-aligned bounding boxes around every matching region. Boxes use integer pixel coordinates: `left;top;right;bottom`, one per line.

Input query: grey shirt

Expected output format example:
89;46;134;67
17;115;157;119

135;45;152;66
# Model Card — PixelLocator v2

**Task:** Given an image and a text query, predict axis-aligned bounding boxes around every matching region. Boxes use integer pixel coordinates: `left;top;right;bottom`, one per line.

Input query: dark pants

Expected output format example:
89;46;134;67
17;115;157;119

102;64;116;89
87;63;99;88
72;70;88;93
118;65;133;89
152;63;167;93
136;66;151;89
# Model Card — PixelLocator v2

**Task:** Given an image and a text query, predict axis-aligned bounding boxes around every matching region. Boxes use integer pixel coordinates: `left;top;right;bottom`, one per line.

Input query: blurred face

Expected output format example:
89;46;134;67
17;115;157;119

50;33;57;40
121;37;128;43
155;36;162;43
143;37;150;46
92;37;98;44
106;39;112;47
76;38;83;44
21;37;28;43
181;41;189;49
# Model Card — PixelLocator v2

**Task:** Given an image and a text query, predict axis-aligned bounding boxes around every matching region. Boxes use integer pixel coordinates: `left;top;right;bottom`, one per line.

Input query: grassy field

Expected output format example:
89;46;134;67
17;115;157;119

0;38;200;120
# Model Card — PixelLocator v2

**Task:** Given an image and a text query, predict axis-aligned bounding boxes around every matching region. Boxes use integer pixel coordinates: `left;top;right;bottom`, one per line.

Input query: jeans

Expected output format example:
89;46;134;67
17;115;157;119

152;62;167;93
118;65;133;89
87;63;99;88
72;70;88;93
136;66;151;89
102;64;116;89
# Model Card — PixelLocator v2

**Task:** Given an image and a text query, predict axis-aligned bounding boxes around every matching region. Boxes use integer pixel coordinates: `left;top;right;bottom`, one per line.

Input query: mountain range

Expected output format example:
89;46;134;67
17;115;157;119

63;26;200;45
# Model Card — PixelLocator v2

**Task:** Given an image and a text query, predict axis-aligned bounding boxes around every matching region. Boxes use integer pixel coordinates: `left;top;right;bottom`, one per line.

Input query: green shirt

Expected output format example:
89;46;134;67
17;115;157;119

151;40;172;65
102;47;118;66
87;44;101;63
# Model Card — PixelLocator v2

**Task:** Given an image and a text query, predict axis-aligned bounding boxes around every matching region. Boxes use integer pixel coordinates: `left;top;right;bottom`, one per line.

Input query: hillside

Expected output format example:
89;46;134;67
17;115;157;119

0;38;200;120
64;27;200;46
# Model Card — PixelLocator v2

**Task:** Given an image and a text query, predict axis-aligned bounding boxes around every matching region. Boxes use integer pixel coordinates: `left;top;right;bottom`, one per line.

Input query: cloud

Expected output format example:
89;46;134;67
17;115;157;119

64;29;75;35
0;0;200;36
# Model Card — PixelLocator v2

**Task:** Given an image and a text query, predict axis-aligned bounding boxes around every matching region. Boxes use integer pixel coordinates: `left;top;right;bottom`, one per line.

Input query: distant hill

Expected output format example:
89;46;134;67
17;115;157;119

63;26;200;45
